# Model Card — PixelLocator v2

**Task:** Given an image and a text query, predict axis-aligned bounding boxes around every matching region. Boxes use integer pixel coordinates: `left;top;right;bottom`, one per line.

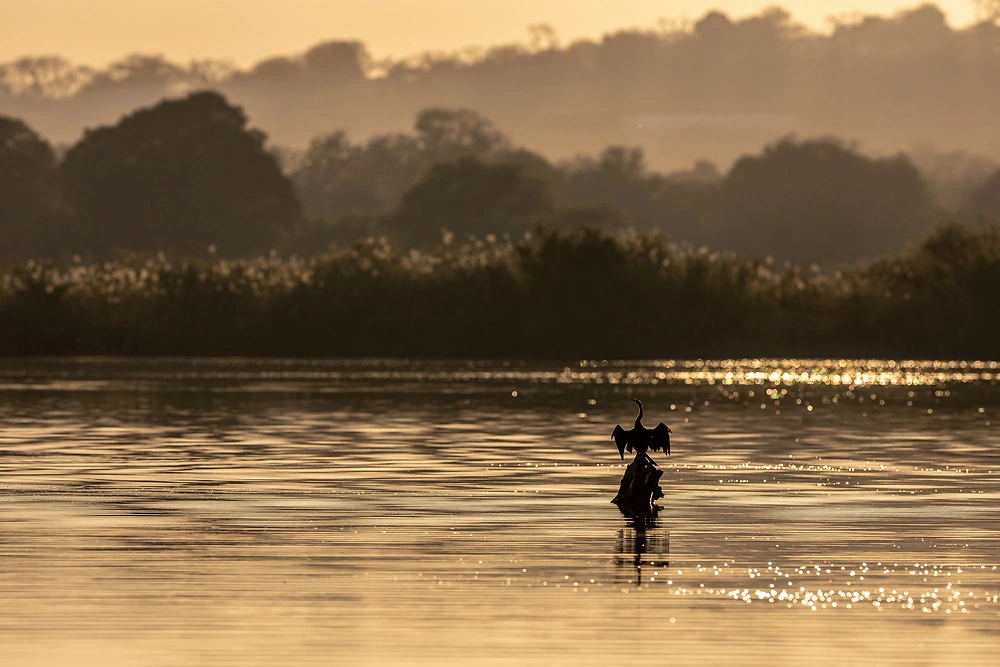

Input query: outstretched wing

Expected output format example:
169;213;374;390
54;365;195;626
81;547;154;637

611;425;627;459
651;423;671;455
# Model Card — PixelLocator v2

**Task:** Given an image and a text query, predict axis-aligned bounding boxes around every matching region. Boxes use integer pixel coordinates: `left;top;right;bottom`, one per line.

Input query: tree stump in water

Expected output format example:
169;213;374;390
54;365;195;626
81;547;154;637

611;453;664;517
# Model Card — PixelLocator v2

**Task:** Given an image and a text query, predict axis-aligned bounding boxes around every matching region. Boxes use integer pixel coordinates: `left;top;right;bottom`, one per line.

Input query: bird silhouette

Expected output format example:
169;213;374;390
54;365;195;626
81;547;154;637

611;399;671;464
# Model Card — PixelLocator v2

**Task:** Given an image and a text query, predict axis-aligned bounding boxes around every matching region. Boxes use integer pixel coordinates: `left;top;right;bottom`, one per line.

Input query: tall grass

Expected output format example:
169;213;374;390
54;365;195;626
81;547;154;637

2;223;998;359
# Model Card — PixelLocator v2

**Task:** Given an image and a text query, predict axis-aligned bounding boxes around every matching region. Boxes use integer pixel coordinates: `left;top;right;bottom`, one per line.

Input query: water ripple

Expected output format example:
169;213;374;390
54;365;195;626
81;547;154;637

0;358;997;665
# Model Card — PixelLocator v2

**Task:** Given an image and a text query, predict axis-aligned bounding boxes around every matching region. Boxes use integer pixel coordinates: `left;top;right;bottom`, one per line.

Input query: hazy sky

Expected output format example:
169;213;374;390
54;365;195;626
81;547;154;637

2;0;979;67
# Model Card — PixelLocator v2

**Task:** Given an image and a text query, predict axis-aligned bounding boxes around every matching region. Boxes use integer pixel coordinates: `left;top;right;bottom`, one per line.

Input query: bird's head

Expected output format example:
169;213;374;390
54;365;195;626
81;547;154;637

631;398;642;409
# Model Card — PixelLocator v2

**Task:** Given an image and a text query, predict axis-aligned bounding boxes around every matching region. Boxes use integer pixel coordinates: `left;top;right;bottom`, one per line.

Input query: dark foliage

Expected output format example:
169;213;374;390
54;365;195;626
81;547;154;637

60;91;301;258
291;108;511;224
389;156;554;247
0;116;62;259
717;138;935;265
292;131;386;221
967;167;1000;222
1;224;997;359
286;131;939;268
0;102;978;269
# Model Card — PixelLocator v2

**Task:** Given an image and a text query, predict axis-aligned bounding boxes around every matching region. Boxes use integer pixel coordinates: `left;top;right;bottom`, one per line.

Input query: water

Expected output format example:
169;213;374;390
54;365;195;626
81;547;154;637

0;358;998;665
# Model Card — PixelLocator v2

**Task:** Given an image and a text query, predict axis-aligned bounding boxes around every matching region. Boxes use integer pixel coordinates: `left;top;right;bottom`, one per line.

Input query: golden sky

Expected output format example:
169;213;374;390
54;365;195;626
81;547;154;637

1;0;978;67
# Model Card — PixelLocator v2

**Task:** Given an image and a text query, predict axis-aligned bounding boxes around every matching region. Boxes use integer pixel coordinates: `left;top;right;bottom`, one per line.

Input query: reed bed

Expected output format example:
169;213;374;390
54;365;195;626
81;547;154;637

2;223;997;359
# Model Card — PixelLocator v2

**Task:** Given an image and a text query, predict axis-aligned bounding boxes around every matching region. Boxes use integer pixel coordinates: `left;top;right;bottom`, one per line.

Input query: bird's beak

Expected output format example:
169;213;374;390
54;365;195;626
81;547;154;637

667;427;672;433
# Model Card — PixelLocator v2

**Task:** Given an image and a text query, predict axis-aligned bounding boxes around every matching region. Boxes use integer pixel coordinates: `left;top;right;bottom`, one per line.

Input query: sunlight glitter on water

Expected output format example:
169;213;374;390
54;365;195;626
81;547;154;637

620;559;1000;615
1;357;998;391
0;358;997;665
575;358;1000;387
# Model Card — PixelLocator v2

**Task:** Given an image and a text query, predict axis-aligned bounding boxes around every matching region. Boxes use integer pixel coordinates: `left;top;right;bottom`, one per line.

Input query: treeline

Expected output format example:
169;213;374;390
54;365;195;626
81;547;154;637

4;5;1000;170
4;90;1000;267
290;116;948;268
1;223;998;359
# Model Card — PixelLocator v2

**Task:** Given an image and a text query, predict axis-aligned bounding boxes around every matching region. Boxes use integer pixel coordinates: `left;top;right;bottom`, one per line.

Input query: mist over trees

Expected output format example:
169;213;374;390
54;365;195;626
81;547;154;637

282;113;952;268
3;3;999;268
292;107;512;223
3;4;1000;174
5;90;1000;267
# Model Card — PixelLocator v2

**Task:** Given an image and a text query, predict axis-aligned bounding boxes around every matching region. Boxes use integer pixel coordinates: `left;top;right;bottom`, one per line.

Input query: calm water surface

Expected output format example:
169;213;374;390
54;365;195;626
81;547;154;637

0;358;998;665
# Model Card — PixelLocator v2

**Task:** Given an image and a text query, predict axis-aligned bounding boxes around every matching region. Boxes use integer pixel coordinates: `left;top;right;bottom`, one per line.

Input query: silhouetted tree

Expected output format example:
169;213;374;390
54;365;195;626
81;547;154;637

495;147;559;183
647;163;723;248
301;41;370;83
967;167;1000;221
0;56;92;98
859;222;1000;355
910;148;996;212
232;40;369;87
357;132;425;206
414;108;511;164
389;156;553;247
80;55;186;97
292;131;381;220
0;116;61;259
562;147;656;225
717;138;933;266
291;108;513;225
61;91;301;257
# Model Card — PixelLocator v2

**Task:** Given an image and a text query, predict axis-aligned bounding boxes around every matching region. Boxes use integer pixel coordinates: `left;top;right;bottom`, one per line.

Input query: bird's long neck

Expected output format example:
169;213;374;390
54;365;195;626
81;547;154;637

634;401;643;426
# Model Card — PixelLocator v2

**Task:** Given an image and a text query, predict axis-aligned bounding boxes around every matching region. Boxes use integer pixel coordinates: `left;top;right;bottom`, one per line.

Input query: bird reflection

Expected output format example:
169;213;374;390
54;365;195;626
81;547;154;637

613;509;670;586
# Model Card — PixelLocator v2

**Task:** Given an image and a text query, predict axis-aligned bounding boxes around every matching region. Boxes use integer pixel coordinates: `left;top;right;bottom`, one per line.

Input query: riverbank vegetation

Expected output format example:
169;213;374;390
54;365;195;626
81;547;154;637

2;222;997;359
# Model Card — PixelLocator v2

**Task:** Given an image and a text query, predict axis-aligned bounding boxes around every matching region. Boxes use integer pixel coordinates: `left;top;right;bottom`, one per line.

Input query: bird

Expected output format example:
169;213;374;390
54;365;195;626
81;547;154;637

611;399;671;464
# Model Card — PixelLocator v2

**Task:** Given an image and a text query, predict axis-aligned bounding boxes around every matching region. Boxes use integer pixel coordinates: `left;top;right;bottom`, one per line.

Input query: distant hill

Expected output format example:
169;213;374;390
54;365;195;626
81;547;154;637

3;5;1000;171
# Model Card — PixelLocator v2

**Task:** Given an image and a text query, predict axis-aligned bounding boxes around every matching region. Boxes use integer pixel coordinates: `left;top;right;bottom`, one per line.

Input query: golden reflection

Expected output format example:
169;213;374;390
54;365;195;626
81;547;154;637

276;358;1000;390
1;357;999;666
567;359;1000;387
653;560;1000;615
613;512;669;588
